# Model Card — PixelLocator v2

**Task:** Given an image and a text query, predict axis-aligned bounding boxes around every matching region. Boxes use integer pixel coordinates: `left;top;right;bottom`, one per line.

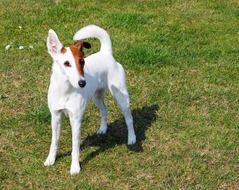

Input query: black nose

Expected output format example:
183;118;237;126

78;80;86;88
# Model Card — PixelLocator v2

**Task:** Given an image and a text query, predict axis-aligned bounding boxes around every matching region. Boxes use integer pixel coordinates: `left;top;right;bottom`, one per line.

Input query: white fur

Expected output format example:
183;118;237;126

44;25;136;175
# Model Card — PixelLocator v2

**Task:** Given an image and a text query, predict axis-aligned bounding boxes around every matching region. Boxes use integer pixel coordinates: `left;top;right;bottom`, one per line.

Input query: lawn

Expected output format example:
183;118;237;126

0;0;239;189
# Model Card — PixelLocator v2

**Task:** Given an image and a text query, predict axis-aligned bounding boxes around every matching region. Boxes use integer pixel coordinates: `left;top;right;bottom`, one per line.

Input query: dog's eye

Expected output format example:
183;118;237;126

80;59;85;66
64;61;71;67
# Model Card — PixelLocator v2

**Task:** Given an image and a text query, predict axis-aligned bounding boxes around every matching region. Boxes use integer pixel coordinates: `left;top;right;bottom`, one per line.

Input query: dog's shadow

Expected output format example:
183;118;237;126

78;104;158;167
57;104;158;166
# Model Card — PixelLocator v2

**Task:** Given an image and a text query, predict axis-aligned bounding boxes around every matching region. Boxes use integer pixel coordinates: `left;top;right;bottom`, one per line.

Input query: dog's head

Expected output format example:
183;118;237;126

47;29;91;88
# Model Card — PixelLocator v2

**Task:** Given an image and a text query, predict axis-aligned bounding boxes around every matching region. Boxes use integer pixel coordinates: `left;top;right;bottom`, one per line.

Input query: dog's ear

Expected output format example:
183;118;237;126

73;41;91;50
82;42;91;49
47;29;63;58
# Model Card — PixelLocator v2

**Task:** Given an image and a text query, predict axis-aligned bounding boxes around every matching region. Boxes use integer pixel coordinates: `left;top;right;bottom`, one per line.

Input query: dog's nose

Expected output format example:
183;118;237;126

78;80;86;88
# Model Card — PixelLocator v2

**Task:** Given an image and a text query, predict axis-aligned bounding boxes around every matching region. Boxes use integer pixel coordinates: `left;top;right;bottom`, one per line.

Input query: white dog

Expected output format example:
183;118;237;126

44;25;136;174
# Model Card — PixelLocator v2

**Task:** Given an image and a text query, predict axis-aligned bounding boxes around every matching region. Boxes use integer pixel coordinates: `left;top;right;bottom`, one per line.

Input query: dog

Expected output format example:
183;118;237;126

44;25;136;175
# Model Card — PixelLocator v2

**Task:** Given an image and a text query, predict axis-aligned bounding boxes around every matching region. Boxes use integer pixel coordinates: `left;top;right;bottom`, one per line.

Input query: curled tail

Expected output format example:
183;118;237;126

73;25;112;53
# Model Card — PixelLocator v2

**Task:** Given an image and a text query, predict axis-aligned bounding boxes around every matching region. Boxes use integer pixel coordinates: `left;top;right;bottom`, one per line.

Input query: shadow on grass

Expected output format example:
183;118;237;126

56;104;158;166
80;104;158;167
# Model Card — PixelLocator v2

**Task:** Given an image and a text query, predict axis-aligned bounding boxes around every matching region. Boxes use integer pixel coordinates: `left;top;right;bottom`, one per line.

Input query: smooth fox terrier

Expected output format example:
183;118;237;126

44;25;136;175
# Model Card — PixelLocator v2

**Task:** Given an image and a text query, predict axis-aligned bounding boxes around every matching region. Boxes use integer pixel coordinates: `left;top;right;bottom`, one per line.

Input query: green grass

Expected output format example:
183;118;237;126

1;0;239;189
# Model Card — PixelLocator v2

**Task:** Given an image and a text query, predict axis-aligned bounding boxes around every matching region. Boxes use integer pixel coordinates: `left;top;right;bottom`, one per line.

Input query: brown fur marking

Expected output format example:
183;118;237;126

69;42;84;77
61;47;67;53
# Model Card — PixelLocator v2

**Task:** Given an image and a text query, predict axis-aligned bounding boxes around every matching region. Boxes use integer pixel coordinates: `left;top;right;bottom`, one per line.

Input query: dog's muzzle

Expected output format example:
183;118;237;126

78;80;86;88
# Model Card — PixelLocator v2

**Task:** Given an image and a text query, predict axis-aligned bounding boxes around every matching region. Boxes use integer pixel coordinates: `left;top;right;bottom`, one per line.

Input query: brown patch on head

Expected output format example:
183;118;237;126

70;41;85;77
61;47;67;53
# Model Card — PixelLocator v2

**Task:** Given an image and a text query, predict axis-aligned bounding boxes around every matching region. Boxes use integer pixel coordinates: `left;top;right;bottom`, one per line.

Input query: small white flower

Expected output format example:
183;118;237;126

29;45;33;49
19;46;24;50
5;44;11;50
18;26;22;29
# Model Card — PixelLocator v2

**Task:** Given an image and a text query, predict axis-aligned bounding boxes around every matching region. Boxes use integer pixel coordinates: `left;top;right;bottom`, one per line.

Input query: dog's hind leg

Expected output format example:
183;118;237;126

44;111;62;166
109;84;136;145
93;90;108;134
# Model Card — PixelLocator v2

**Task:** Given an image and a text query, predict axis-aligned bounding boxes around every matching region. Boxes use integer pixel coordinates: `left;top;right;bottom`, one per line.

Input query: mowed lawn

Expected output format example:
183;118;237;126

0;0;239;189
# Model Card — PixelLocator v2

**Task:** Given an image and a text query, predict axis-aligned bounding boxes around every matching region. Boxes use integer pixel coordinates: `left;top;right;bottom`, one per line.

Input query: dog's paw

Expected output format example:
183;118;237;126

70;163;81;175
128;134;136;145
44;155;56;166
97;125;107;135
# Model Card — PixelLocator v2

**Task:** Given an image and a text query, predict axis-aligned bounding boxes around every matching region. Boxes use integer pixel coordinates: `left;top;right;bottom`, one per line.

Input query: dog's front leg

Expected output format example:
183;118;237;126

44;111;62;166
69;114;82;175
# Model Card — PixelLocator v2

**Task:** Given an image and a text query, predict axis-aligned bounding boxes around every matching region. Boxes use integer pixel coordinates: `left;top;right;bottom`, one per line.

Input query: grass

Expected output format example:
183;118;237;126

0;0;239;189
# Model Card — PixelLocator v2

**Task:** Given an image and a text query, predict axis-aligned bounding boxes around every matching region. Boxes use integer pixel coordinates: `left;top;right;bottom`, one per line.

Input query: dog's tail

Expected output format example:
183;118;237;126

73;25;112;54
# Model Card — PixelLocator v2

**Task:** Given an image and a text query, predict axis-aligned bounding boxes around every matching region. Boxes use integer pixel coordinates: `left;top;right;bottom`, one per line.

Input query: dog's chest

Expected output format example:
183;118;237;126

48;75;76;110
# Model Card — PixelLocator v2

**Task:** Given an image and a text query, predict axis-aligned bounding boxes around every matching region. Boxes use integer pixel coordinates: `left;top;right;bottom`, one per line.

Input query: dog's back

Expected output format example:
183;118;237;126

75;25;127;97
